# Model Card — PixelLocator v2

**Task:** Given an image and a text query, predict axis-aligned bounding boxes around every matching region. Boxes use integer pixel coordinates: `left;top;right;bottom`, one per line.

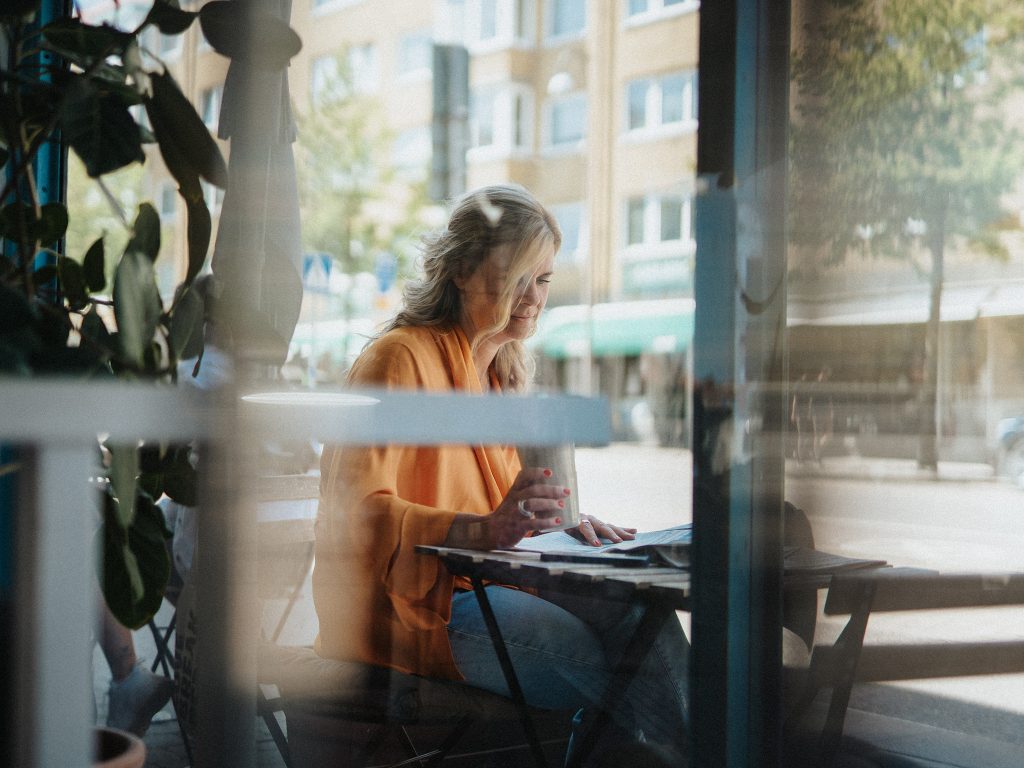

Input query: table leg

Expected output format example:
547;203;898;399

470;578;550;768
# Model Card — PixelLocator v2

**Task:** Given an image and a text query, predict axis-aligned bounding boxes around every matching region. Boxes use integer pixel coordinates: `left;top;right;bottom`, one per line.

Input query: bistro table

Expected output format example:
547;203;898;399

416;543;888;768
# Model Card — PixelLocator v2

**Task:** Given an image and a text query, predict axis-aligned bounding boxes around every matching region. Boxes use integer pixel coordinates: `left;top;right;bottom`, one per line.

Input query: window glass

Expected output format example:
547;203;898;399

200;86;222;131
629;0;650;14
628;79;649;130
550;0;585;38
551;202;584;263
479;0;498;40
660;73;685;124
398;30;432;75
549;94;586;146
627;197;646;245
471;89;496;147
659;196;682;241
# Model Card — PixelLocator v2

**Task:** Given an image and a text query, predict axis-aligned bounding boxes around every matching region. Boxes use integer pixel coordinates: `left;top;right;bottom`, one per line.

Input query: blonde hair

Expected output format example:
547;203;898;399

379;184;561;393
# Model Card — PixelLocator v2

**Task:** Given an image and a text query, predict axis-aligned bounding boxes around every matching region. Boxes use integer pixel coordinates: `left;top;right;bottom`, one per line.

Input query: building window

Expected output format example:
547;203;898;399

159;183;177;220
310;55;340;107
626;0;699;25
625;192;694;249
158;31;181;59
398;30;433;78
200;85;222;132
312;0;366;14
202;181;224;215
468;0;534;51
471;90;497;148
391;126;432;179
469;84;533;157
547;92;586;149
550;201;587;265
548;0;585;39
625;69;697;135
347;43;378;94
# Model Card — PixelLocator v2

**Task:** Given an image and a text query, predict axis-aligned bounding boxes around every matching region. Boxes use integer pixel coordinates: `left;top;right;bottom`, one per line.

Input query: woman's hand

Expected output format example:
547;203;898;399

445;467;571;550
567;515;638;547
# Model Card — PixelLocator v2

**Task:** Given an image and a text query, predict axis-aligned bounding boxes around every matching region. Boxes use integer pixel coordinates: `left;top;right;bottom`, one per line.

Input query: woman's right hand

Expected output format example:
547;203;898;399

446;466;571;549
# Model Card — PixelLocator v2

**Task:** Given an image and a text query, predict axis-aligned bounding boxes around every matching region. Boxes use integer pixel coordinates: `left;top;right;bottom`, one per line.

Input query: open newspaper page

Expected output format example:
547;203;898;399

512;524;693;567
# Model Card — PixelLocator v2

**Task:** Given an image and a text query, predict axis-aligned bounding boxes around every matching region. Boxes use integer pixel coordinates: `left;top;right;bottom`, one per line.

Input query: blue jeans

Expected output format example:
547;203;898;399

447;586;689;762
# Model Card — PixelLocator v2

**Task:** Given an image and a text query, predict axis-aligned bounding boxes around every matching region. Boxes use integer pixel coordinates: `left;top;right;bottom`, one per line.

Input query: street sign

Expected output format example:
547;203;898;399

302;252;333;294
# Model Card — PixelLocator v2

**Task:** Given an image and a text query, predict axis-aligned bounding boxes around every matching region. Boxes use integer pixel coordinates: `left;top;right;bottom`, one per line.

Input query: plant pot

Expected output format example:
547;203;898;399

93;726;146;768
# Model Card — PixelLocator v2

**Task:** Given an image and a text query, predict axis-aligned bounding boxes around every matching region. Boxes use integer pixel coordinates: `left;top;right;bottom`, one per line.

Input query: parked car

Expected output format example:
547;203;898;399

994;416;1024;487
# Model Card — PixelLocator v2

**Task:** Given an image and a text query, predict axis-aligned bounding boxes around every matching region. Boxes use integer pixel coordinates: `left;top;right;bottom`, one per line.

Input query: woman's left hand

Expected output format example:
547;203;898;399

568;514;637;547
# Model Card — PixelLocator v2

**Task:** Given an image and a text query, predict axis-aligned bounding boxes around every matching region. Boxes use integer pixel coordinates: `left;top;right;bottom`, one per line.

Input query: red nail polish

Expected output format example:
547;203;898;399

563;488;571;495
557;500;565;508
543;468;552;477
554;518;561;525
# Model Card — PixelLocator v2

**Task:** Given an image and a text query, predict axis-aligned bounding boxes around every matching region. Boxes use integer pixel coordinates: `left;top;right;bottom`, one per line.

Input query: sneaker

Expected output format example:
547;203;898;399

107;663;174;737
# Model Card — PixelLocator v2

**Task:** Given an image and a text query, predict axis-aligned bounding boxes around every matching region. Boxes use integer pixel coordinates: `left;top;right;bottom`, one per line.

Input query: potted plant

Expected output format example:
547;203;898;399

0;0;300;760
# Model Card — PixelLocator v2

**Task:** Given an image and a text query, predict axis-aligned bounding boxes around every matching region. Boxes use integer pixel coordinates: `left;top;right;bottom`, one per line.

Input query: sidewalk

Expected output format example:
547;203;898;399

786;454;997;483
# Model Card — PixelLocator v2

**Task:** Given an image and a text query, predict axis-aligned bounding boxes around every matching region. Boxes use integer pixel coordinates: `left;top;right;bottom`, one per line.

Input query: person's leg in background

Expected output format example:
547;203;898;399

98;596;174;736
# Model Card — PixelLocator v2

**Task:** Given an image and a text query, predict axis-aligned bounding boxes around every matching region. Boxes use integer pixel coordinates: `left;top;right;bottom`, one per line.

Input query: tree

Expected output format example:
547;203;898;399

294;49;438;279
790;0;1024;470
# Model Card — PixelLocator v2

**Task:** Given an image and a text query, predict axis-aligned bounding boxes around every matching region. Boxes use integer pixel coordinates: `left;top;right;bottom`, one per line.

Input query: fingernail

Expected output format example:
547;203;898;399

557;500;565;508
554;518;562;525
543;468;552;477
563;488;571;495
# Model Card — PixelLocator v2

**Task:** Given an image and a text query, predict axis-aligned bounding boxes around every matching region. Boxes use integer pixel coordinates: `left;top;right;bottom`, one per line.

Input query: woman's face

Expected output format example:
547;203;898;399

456;242;556;348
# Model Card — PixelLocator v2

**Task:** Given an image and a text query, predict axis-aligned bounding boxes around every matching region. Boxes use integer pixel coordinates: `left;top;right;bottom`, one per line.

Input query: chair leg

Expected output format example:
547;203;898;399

147;610;176;678
257;684;292;768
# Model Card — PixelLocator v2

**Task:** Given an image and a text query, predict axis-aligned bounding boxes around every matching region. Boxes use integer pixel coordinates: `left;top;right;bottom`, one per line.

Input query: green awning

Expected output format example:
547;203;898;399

529;299;695;358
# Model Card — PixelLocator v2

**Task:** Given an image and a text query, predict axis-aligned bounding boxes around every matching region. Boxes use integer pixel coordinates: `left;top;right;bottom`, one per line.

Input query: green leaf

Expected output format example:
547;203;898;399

42;19;132;69
113;250;162;367
0;282;33;333
162;445;198;506
79;309;111;347
126;203;161;262
83;237;106;291
108;443;138;528
1;0;41;21
168;284;204;361
145;0;198;35
100;491;170;629
185;196;211;284
32;264;57;290
0;202;64;245
36;203;68;244
145;71;228;199
57;255;88;310
199;1;302;70
59;76;145;178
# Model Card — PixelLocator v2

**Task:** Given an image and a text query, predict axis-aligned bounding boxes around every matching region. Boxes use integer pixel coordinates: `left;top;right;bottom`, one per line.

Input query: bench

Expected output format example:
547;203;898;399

786;569;1024;766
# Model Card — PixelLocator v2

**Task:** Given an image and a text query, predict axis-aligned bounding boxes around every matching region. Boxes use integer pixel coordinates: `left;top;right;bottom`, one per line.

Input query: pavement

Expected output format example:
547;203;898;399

93;447;1022;767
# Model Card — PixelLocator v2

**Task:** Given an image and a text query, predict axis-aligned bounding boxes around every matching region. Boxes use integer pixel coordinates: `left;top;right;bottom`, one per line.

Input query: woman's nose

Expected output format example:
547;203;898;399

520;280;541;305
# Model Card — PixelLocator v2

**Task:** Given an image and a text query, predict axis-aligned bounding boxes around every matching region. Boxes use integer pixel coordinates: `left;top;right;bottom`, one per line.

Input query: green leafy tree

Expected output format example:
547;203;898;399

295;49;436;278
790;0;1024;470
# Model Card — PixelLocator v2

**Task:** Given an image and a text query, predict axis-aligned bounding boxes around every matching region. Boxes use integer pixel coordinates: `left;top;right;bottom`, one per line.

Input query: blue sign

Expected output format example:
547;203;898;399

302;252;333;294
375;251;398;293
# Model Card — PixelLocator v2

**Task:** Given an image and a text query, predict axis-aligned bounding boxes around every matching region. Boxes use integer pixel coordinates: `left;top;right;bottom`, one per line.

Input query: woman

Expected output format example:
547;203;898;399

313;184;689;761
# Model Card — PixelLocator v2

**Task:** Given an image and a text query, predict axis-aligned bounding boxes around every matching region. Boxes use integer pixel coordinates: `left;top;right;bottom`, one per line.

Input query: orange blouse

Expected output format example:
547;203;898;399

312;325;520;679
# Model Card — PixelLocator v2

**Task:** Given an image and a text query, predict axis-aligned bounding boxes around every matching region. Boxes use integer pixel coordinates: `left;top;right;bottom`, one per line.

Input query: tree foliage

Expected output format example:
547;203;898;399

791;0;1024;266
294;49;436;277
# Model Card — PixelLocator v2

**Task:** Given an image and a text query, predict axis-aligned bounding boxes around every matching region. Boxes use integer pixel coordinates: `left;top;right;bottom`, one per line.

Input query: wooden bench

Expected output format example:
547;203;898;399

786;569;1024;766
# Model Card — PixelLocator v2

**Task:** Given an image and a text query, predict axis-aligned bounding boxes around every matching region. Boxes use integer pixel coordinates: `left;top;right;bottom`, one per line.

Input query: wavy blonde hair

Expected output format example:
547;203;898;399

379;184;561;393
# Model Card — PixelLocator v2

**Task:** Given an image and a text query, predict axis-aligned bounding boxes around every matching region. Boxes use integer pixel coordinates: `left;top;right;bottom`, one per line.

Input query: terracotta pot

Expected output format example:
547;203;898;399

93;726;146;768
